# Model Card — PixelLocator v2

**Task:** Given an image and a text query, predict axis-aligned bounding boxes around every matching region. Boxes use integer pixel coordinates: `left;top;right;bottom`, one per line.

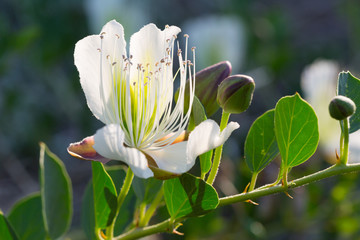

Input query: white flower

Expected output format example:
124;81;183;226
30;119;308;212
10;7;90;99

68;20;239;178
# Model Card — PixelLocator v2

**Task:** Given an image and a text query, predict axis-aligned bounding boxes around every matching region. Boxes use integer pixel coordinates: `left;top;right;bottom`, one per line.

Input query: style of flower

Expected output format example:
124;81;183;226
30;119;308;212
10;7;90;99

68;20;239;178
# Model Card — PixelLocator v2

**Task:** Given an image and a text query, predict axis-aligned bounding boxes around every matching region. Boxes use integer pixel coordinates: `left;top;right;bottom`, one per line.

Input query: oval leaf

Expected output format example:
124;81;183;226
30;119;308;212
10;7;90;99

245;109;279;173
39;142;72;239
337;71;360;133
0;210;19;240
91;161;117;229
8;193;46;240
164;173;219;219
274;93;319;168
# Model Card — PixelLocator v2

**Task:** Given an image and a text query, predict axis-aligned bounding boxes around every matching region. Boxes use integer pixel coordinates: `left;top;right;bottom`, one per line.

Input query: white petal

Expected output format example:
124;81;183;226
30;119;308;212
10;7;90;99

129;24;180;71
143;141;188;174
93;124;153;178
144;119;239;175
74;20;126;124
186;119;240;167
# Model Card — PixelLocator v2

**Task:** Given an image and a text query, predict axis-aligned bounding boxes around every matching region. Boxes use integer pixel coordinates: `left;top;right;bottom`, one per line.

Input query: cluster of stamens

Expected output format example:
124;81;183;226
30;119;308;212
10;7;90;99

97;28;196;150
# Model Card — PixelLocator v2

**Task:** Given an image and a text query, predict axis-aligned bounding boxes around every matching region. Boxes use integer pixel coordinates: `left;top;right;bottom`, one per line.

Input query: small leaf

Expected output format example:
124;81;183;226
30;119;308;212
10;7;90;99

274;94;319;169
245;109;279;173
8;193;46;240
188;96;207;131
337;71;360;133
199;150;213;177
187;96;213;176
0;210;19;240
164;173;219;219
91;161;117;229
39;142;72;239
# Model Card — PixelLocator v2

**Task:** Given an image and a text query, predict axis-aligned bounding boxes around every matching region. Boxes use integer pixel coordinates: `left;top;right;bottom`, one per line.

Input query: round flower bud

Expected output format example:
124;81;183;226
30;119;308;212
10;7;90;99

329;95;356;120
175;61;232;116
217;74;255;114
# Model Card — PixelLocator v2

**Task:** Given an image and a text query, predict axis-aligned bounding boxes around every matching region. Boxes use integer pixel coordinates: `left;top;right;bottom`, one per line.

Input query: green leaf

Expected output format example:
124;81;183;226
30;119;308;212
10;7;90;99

39;142;72;239
164;173;219;219
91;161;117;229
274;93;319;169
188;96;207;131
337;71;360;133
106;166;126;192
132;177;163;204
187;96;213;176
245;109;279;173
81;183;97;240
82;166;135;238
0;210;19;240
8;193;46;240
199;150;213;177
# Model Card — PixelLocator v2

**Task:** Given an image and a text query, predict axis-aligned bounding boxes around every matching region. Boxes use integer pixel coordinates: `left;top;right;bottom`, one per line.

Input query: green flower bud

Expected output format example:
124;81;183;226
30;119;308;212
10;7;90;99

329;95;356;120
217;75;255;114
175;61;232;116
195;61;232;116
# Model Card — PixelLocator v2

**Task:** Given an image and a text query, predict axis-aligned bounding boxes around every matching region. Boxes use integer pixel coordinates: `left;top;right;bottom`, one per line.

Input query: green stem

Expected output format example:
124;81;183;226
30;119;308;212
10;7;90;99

138;202;147;226
218;163;360;206
248;172;259;192
339;121;344;160
107;168;134;239
282;167;288;189
139;186;164;227
340;118;350;165
206;111;231;185
115;163;360;240
115;219;172;240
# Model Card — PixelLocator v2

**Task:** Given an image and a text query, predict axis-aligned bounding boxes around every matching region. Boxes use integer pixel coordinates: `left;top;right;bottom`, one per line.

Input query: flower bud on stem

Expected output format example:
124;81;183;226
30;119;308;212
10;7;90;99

329;95;355;165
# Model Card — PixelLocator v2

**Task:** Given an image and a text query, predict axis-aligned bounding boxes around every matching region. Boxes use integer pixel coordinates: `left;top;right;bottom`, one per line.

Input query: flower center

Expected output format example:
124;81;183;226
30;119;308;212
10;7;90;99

99;29;196;150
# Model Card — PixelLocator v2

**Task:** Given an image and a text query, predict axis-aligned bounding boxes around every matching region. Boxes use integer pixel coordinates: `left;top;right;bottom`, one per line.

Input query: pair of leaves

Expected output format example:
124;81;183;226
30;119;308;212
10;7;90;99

337;71;360;133
1;143;72;240
164;173;219;219
245;93;319;176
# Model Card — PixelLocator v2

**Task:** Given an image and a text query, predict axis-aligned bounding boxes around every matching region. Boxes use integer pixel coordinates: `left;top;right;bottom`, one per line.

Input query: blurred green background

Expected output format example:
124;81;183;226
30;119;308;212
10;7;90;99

1;0;360;239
